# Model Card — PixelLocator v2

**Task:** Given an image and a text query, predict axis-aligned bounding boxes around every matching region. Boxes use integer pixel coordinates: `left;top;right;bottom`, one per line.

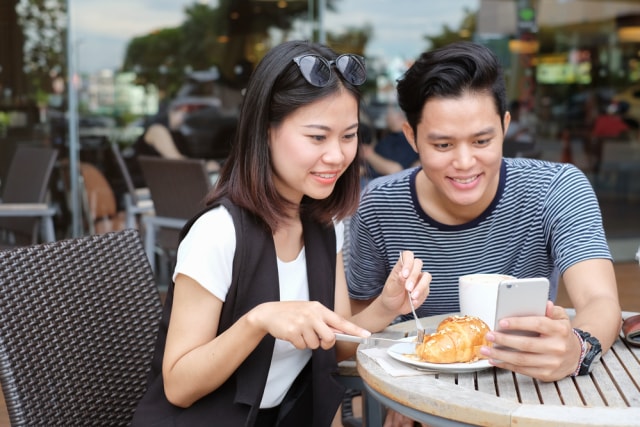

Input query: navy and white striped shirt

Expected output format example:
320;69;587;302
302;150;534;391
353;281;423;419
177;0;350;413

347;158;611;320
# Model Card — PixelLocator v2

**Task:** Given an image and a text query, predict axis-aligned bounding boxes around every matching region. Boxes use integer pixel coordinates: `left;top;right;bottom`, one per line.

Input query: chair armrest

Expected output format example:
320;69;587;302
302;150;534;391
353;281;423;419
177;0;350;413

134;187;151;201
142;216;187;271
0;203;57;242
143;215;186;230
0;203;56;217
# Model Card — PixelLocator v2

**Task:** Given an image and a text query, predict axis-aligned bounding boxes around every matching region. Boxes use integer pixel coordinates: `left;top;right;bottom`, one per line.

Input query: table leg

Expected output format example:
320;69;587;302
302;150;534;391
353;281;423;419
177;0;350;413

363;389;385;427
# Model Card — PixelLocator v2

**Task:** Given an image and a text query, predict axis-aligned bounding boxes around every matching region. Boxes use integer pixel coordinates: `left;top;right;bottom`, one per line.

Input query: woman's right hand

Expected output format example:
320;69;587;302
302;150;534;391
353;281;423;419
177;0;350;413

247;300;371;350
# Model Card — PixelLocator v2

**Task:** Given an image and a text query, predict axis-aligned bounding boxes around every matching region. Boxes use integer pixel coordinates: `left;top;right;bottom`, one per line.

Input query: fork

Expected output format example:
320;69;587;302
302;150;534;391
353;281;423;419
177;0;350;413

400;251;426;344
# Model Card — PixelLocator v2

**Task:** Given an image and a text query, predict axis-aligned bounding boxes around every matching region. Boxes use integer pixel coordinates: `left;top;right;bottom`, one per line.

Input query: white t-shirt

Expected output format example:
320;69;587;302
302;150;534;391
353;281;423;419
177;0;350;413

174;206;344;408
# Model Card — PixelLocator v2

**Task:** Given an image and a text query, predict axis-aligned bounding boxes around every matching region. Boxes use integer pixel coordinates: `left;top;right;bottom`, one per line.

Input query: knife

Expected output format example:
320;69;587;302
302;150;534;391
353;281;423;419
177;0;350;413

335;332;418;346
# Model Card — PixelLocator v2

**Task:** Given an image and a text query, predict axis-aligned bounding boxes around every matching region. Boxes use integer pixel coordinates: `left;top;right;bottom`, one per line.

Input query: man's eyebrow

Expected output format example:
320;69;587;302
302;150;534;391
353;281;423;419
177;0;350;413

427;126;497;140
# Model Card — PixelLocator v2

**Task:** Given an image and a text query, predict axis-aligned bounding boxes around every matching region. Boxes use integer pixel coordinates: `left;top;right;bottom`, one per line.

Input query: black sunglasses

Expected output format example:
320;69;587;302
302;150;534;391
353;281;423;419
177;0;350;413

292;54;367;87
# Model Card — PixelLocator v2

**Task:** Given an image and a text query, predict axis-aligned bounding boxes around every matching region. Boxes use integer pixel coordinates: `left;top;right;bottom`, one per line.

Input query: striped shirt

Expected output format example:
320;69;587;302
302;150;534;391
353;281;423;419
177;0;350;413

347;158;611;321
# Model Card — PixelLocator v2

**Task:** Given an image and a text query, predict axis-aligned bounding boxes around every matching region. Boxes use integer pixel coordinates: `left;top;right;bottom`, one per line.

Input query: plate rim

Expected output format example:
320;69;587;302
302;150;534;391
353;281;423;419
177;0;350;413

387;341;492;373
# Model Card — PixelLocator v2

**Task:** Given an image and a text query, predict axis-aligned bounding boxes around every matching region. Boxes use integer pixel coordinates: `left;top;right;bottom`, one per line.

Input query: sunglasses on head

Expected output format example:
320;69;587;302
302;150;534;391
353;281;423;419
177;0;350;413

292;54;367;87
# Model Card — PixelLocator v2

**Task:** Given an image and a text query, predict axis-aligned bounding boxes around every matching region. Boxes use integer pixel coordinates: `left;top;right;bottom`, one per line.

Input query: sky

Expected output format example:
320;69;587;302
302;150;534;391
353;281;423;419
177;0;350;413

72;0;478;74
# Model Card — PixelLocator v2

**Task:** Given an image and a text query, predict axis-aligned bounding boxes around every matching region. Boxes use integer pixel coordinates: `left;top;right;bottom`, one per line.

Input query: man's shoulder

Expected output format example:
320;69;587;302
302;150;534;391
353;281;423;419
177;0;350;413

363;167;416;194
504;157;579;181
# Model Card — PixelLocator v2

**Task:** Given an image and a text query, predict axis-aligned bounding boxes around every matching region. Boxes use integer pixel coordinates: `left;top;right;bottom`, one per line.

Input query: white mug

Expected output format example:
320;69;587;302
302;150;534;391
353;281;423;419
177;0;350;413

458;273;516;330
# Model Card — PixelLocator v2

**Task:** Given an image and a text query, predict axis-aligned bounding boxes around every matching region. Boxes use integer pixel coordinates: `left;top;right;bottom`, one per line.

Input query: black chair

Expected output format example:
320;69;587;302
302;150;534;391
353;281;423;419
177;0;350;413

0;145;58;246
0;229;163;426
0;138;17;197
138;155;211;275
109;143;154;229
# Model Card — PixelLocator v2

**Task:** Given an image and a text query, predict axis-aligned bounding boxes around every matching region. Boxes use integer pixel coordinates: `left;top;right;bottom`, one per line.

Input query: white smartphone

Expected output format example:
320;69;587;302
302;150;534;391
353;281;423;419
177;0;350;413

494;277;550;339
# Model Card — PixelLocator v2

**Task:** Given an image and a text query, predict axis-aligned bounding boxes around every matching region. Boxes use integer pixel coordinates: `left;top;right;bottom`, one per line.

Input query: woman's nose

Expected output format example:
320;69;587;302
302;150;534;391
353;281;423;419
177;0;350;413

322;139;346;164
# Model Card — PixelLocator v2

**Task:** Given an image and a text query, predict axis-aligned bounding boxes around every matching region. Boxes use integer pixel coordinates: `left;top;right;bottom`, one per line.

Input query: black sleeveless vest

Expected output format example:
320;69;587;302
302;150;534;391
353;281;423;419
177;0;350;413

131;198;345;427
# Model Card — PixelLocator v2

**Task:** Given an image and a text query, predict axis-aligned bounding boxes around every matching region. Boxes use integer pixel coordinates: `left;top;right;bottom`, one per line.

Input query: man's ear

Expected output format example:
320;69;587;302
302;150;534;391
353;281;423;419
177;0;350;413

402;122;418;153
503;111;512;137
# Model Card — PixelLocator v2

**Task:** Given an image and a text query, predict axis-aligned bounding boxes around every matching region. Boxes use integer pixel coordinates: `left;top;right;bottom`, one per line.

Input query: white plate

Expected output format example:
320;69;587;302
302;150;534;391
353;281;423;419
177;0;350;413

387;341;492;373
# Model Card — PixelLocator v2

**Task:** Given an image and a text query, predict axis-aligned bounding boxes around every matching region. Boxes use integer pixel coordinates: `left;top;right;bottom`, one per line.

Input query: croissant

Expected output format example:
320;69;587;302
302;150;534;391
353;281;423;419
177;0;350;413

415;315;490;363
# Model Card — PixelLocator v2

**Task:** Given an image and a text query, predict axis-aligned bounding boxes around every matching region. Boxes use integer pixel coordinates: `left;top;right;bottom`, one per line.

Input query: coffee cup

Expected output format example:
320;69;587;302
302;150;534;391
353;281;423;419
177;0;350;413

458;273;516;330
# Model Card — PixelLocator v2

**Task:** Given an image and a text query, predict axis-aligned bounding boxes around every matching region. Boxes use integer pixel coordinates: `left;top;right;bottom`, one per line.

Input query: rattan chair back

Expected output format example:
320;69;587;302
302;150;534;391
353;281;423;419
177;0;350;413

0;229;162;426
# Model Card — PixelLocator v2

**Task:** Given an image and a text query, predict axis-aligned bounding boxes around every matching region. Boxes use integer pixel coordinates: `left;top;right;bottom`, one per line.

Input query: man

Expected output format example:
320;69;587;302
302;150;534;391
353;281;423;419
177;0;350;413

362;106;420;180
347;41;621;426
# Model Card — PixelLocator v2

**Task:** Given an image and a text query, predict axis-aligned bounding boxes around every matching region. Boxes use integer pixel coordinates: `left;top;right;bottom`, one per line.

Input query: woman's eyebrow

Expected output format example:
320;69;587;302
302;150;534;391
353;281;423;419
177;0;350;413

303;122;359;131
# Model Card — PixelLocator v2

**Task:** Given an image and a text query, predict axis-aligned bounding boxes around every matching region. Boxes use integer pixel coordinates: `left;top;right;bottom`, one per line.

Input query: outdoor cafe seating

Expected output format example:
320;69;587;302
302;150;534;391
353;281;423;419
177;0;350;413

0;229;163;425
0;145;58;248
138;155;211;276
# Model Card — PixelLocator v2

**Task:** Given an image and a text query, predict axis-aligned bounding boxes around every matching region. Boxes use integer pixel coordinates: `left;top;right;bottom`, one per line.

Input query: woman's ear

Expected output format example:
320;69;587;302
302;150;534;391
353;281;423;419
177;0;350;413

402;122;418;153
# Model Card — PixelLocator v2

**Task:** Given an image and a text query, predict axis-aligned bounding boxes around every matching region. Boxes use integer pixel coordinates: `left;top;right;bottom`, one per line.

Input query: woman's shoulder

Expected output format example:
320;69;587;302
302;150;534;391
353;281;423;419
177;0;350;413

189;205;234;234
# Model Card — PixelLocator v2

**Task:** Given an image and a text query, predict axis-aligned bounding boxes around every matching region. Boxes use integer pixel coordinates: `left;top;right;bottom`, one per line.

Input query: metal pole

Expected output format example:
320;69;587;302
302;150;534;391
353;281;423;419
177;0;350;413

66;0;81;237
308;0;314;41
318;0;325;44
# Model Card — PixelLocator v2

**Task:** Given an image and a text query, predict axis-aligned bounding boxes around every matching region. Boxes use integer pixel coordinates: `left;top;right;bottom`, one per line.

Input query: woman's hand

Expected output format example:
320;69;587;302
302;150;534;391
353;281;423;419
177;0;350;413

480;301;581;381
247;300;371;350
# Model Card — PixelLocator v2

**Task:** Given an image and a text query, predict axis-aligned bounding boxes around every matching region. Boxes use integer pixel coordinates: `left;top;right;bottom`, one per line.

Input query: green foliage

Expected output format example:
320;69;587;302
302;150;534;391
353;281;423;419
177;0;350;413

16;0;67;103
121;0;347;92
424;7;477;50
327;24;375;95
122;28;185;96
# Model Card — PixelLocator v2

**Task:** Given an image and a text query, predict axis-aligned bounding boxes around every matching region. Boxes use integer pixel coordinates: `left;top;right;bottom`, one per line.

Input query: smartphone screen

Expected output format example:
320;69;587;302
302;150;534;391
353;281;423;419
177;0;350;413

494;277;550;338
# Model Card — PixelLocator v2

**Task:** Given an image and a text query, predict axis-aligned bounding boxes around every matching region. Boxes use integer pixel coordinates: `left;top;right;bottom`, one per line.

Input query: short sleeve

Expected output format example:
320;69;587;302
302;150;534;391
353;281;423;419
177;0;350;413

173;206;236;301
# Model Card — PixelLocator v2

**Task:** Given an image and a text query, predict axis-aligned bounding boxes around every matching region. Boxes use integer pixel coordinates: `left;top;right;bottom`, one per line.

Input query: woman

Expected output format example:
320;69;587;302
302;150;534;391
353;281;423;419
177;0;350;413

132;40;430;427
133;105;220;177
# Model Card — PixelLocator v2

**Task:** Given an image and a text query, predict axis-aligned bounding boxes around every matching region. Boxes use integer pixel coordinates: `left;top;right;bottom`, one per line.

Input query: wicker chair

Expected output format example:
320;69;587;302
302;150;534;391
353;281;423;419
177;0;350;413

0;229;162;426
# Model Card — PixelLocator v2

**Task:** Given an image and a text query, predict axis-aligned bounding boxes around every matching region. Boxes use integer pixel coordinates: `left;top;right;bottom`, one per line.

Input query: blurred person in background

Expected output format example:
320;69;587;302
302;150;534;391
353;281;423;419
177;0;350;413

134;105;220;175
589;101;634;174
503;99;537;158
361;106;419;185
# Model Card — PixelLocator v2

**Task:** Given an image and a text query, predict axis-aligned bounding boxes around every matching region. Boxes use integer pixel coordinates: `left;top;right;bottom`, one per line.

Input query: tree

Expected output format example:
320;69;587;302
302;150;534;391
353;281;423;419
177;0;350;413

327;24;376;95
122;28;185;96
424;7;477;51
121;0;347;92
15;0;67;104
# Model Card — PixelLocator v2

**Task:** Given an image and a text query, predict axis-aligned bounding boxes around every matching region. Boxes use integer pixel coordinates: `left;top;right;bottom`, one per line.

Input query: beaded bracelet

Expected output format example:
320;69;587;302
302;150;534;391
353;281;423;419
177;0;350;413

571;328;587;377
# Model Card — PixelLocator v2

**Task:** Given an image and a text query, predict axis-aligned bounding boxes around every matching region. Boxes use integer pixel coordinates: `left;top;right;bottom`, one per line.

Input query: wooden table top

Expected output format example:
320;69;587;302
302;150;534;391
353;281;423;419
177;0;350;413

356;312;640;427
